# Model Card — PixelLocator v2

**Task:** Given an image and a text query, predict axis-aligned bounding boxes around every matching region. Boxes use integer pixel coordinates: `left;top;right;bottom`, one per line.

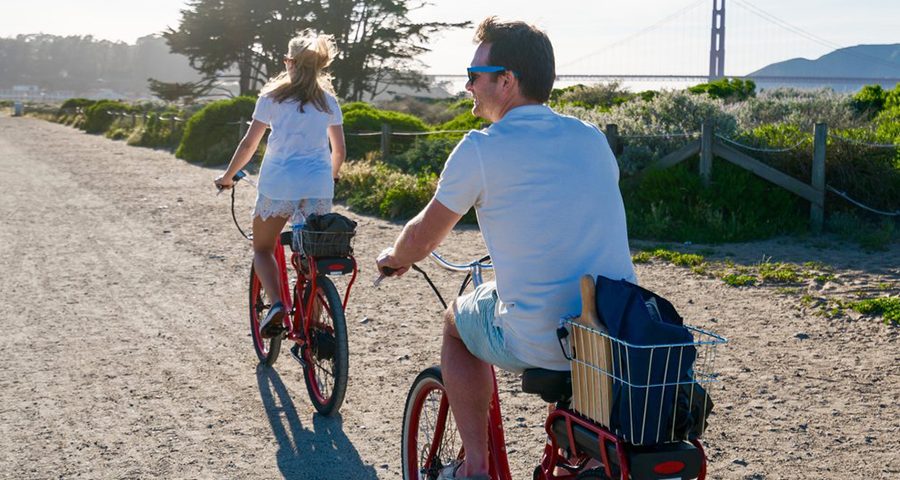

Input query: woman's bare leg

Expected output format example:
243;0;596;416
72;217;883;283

252;214;290;304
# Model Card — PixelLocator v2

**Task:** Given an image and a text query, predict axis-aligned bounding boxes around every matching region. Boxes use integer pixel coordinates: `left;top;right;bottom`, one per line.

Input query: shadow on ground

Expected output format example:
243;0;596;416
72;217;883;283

256;365;378;480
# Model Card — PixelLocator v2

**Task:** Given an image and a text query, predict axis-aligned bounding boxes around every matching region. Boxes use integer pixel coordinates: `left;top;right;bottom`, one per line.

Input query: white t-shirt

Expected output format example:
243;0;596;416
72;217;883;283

252;92;343;200
435;104;637;371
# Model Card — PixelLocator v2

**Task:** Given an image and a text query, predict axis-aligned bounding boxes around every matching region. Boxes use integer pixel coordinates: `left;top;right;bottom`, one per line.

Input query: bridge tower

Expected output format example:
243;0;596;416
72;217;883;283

709;0;726;80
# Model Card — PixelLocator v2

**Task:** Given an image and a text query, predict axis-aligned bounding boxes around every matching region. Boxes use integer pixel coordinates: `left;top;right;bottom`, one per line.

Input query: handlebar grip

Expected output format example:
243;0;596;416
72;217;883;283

380;266;398;276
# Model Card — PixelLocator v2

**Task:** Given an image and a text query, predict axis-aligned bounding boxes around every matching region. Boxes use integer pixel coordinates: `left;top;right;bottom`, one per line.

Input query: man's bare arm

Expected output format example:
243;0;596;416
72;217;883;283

376;199;463;274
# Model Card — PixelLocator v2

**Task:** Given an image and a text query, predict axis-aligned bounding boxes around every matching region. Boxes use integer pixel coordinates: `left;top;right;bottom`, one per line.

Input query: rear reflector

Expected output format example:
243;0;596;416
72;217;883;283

653;461;685;475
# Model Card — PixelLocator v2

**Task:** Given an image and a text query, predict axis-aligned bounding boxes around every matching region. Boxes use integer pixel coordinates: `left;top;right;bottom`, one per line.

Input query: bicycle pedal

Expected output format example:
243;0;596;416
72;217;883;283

289;344;306;367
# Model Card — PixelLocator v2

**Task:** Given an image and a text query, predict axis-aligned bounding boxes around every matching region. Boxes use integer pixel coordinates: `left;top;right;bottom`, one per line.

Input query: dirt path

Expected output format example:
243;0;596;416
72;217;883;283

0;116;897;479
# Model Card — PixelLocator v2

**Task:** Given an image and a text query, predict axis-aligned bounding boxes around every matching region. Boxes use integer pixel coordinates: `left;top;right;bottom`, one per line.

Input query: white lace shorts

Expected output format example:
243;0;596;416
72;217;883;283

252;193;333;225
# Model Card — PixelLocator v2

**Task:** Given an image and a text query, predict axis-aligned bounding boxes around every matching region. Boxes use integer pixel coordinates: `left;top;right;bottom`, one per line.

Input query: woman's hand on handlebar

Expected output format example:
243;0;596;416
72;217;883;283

214;173;234;191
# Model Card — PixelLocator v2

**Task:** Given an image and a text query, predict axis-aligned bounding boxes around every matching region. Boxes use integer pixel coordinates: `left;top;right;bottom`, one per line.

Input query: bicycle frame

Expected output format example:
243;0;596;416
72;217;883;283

410;252;710;480
271;235;358;343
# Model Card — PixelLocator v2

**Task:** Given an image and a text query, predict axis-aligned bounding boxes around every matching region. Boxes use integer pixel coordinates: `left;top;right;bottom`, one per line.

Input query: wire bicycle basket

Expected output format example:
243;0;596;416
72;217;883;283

564;320;727;445
294;229;356;258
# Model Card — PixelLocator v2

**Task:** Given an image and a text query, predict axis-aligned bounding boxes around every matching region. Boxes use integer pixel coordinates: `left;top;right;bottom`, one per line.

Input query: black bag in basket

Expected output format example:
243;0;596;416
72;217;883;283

301;213;357;257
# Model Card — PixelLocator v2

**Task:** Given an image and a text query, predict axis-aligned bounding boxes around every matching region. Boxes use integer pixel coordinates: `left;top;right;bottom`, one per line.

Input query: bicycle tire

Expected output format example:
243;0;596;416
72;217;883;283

401;366;464;480
301;275;349;415
249;264;282;366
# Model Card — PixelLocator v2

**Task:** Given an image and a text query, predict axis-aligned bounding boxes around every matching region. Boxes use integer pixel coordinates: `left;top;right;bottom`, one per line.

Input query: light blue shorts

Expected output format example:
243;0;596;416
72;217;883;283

454;281;534;374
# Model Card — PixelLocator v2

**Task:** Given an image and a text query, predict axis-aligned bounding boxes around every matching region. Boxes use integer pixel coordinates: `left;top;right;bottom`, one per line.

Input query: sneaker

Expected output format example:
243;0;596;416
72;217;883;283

436;461;489;480
260;301;285;338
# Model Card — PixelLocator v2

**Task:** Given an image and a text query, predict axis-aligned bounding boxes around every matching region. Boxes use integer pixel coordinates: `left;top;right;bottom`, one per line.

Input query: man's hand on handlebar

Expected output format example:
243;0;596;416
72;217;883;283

374;247;411;286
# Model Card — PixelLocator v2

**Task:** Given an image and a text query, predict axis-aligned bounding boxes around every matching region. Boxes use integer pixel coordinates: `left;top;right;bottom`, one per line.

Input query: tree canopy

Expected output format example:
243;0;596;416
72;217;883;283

164;0;467;100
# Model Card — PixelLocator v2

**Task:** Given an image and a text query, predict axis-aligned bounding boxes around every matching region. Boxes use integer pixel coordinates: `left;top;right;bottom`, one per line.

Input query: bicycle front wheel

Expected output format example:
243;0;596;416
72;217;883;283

249;264;282;366
402;367;464;480
301;275;349;415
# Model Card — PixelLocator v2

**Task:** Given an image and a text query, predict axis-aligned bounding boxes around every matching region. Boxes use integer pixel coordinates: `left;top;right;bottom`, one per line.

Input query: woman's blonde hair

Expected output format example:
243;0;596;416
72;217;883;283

261;31;338;113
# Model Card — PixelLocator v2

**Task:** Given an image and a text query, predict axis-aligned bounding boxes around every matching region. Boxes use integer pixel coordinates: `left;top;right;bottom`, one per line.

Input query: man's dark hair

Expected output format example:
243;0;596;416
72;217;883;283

474;17;555;103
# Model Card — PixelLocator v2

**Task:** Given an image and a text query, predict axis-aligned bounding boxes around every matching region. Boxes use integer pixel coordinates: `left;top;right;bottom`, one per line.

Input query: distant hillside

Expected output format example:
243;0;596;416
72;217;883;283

750;44;900;79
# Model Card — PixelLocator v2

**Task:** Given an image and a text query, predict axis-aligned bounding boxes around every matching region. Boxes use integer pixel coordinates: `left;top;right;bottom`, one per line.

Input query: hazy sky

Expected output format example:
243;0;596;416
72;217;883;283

2;0;898;76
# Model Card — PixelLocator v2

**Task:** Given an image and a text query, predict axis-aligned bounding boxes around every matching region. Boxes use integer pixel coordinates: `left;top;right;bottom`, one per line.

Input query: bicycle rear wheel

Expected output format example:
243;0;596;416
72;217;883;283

402;367;464;480
249;264;282;366
301;275;349;415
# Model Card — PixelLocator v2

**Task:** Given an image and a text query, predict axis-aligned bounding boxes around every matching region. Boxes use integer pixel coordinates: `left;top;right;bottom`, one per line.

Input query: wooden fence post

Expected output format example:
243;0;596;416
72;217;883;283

700;121;713;186
811;123;827;234
605;124;621;156
381;123;392;159
169;116;176;133
131;113;136;128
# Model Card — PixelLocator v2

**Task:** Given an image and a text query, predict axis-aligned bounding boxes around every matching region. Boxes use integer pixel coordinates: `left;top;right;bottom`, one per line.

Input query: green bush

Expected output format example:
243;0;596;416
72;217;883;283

847;297;900;324
58;98;96;114
688;78;756;102
550;82;633;110
559;90;738;174
82;100;132;134
335;160;435;219
436;110;487;132
622;160;806;242
852;84;887;116
388;136;459;175
175;96;255;165
874;107;900;143
342;102;429;160
731;88;865;131
884;82;900;110
127;110;187;150
375;96;463;124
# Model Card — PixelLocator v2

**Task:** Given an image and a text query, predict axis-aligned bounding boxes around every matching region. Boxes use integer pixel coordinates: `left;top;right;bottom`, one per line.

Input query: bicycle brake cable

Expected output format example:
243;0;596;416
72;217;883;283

410;264;447;310
230;186;253;241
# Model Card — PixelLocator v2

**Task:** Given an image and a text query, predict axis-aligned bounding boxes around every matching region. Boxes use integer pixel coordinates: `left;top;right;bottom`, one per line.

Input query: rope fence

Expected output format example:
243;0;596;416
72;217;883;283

826;186;900;217
715;134;808;153
827;133;899;149
48;107;900;222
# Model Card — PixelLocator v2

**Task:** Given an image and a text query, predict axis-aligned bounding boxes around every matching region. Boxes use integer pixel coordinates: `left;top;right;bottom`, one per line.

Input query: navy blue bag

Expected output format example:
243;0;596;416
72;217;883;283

594;275;697;444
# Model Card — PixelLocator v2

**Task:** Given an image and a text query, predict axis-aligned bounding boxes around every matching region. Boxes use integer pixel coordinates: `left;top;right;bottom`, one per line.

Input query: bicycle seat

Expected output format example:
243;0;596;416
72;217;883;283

521;368;571;403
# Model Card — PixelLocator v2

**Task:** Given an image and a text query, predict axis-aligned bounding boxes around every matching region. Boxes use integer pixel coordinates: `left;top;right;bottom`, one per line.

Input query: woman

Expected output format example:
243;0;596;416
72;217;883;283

215;32;346;338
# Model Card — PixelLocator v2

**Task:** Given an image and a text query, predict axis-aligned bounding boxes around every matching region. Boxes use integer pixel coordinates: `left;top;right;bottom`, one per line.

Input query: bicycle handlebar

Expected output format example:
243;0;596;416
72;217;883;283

426;251;493;273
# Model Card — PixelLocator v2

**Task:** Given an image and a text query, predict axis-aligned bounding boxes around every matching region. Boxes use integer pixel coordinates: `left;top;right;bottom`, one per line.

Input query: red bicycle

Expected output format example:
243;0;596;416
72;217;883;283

399;252;726;480
223;171;358;415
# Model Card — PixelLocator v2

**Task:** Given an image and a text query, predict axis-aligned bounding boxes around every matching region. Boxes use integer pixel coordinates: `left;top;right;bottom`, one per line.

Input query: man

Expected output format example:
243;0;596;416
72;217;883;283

377;17;636;480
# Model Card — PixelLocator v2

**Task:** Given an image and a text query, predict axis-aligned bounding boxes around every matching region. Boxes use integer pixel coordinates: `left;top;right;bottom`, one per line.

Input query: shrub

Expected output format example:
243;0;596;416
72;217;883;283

175;96;255;165
341;102;429;159
846;297;900;324
852;84;886;116
884;82;900;110
127;109;188;150
730;88;865;131
550;82;633;110
334;160;435;219
622;160;806;242
436;110;488;132
559;90;738;173
874;107;900;143
82;100;132;134
688;78;756;102
388;136;459;175
58;98;96;114
375;96;462;124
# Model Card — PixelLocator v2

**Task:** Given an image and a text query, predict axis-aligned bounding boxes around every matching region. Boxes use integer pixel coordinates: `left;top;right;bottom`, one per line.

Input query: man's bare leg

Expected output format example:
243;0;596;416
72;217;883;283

441;303;493;478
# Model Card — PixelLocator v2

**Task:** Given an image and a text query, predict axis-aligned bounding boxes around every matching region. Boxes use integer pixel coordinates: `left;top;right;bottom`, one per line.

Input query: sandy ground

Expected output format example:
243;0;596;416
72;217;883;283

0;115;897;479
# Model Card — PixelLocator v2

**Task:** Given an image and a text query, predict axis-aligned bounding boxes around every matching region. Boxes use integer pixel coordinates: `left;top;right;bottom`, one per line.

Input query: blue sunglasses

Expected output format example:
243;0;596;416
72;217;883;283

467;66;518;83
